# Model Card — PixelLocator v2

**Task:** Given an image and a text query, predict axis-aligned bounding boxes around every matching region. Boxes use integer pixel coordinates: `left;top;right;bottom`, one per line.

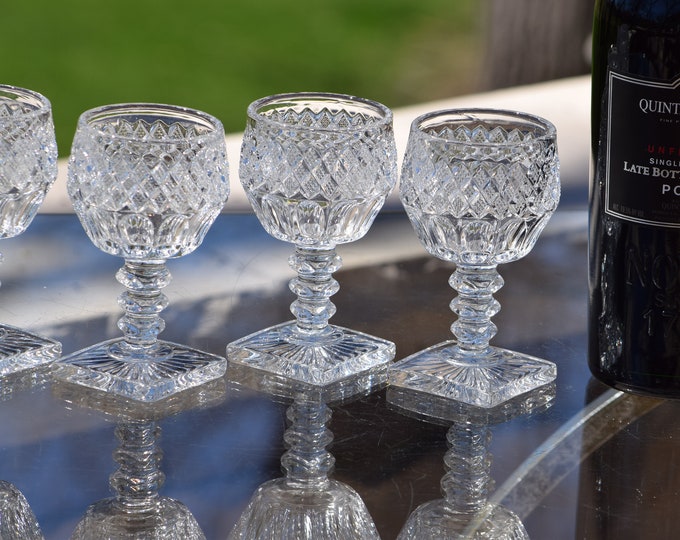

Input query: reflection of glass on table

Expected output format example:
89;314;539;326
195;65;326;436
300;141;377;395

0;366;52;539
53;378;227;539
388;382;554;539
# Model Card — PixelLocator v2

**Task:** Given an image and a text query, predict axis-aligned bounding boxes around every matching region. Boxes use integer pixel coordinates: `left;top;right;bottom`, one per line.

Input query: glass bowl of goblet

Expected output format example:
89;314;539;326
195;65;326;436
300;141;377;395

389;108;560;408
55;103;229;402
227;92;398;399
0;84;61;374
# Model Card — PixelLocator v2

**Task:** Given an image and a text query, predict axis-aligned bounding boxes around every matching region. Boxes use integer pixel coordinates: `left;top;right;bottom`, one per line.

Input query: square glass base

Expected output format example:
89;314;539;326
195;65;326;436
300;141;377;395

0;324;61;376
388;340;556;409
54;338;226;402
226;321;395;402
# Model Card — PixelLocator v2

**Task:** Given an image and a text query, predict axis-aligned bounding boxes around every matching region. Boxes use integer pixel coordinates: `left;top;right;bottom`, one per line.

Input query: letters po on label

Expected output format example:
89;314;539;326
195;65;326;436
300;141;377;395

662;184;680;195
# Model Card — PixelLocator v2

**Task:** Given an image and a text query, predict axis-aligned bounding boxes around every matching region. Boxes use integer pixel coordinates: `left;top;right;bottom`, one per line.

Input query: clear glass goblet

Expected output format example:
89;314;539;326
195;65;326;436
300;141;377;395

56;103;230;402
227;92;398;395
389;109;560;408
0;84;61;374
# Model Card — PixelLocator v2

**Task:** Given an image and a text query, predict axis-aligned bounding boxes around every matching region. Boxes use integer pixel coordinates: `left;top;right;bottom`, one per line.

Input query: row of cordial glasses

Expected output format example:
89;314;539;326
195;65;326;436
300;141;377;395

0;84;560;409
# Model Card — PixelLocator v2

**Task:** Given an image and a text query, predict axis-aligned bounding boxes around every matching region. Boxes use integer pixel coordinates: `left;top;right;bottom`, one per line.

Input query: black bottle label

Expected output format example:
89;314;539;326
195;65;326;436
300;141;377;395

606;70;680;227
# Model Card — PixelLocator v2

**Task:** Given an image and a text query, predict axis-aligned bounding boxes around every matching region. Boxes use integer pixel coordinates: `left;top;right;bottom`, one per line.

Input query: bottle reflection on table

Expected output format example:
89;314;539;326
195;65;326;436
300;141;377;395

576;379;679;540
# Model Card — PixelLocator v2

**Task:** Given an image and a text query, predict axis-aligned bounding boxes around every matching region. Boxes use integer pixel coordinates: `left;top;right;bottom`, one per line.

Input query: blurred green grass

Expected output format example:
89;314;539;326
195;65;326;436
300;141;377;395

2;0;483;155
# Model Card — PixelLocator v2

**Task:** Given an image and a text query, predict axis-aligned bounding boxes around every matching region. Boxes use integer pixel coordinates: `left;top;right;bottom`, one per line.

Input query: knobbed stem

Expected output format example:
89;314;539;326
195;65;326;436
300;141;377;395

110;421;164;514
288;246;342;340
449;265;504;357
281;395;335;489
115;260;171;356
441;422;492;515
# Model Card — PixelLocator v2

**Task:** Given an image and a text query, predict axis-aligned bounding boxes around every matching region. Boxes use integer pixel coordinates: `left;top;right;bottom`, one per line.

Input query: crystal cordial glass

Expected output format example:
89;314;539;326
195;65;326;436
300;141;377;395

0;84;61;374
227;92;397;396
389;109;560;408
56;103;230;402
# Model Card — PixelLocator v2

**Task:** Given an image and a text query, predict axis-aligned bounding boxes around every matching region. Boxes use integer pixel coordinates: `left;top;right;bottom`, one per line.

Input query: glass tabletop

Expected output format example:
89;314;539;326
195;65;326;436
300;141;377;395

0;209;671;539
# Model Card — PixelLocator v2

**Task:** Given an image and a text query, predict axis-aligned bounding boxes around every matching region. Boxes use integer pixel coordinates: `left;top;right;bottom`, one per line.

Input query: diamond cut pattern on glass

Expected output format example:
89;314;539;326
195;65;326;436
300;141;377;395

69;112;229;260
0;86;60;376
390;109;559;409
401;119;559;266
0;93;58;238
240;99;397;246
59;104;228;402
229;93;396;396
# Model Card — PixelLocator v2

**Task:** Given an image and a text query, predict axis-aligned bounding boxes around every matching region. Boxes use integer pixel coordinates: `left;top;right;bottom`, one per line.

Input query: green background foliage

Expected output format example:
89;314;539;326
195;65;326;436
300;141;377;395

2;1;482;154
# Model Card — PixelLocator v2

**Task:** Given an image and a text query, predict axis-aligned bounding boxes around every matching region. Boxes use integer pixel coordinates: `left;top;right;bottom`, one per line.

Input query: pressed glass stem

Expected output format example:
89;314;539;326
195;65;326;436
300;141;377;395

449;265;504;357
441;422;492;514
288;246;341;340
281;396;335;489
116;260;171;355
110;421;164;514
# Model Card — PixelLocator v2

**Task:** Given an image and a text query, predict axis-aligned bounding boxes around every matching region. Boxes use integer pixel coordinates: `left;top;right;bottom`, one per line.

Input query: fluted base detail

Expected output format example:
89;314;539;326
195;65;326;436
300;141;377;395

227;321;394;400
0;480;44;540
228;478;379;540
55;338;226;402
397;500;527;540
389;340;555;408
0;324;60;376
70;497;205;540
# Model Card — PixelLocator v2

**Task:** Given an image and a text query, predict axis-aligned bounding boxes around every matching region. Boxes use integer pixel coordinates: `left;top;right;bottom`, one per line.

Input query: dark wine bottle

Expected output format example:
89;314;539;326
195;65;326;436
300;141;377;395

589;0;680;397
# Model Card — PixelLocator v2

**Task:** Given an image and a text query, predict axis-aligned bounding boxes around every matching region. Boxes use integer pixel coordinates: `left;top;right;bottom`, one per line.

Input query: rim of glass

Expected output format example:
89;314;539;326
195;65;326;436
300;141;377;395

247;92;393;132
78;102;224;141
0;84;52;120
412;108;556;145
